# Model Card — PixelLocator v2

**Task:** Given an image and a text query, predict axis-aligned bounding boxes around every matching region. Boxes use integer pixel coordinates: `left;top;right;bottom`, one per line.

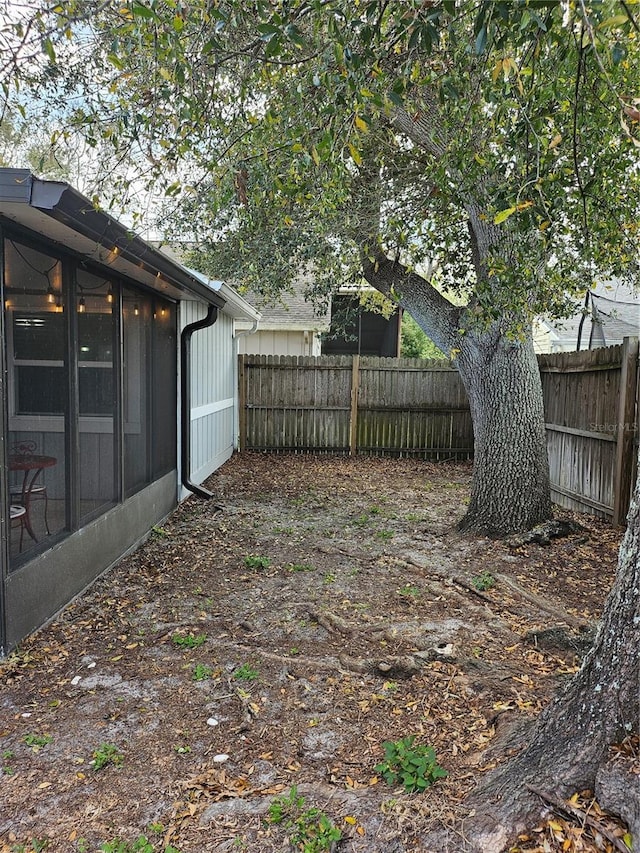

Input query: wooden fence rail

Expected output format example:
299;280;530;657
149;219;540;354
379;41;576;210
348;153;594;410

239;339;639;523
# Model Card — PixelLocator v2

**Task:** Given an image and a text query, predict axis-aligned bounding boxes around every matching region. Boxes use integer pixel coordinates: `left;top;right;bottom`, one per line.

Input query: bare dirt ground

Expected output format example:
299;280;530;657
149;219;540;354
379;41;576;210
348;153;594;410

0;453;630;853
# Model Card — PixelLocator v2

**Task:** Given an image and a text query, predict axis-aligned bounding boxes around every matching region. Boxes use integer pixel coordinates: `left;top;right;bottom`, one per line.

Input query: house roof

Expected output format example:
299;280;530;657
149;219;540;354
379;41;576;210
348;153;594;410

239;280;331;332
539;280;639;348
0;168;227;308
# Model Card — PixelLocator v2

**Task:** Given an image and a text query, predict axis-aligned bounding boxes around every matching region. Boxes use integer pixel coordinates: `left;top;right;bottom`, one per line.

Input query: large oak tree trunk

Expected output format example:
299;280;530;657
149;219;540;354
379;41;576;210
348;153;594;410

456;329;551;535
362;253;552;536
457;457;640;852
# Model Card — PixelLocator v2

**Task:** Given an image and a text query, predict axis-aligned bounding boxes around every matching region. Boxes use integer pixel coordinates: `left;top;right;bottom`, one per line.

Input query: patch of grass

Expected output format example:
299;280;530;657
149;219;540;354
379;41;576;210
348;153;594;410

273;526;294;535
288;562;314;573
267;786;342;852
243;555;271;570
322;573;336;584
23;733;52;750
151;525;168;538
101;837;181;853
174;744;191;754
352;513;370;527
233;663;259;681
397;584;420;598
192;663;214;681
375;736;447;793
91;743;124;771
471;571;495;591
375;529;394;541
172;632;207;649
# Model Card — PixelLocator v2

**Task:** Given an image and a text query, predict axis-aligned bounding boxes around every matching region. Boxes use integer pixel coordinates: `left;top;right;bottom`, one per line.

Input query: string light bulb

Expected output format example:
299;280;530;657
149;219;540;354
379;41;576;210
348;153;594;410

78;294;86;313
47;284;56;304
133;303;139;316
106;285;114;304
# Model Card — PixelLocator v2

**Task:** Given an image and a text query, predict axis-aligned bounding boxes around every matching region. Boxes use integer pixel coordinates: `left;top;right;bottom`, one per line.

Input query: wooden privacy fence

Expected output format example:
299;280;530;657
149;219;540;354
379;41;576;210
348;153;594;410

539;337;639;525
238;340;639;523
238;354;473;460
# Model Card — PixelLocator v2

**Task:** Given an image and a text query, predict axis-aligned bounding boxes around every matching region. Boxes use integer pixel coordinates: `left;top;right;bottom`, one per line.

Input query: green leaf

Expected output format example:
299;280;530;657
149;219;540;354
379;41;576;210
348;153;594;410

42;37;56;63
348;143;362;166
131;2;157;19
494;206;517;224
475;26;487;54
598;15;629;30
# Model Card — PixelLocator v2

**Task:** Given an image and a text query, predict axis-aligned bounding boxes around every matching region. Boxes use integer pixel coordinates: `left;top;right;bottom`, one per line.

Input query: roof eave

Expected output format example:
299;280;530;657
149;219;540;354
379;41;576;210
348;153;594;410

0;168;225;308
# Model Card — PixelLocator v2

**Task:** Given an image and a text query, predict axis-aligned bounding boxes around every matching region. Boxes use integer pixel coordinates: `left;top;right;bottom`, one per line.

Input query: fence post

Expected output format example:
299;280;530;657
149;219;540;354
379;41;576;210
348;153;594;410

613;336;639;525
349;354;360;455
238;354;247;453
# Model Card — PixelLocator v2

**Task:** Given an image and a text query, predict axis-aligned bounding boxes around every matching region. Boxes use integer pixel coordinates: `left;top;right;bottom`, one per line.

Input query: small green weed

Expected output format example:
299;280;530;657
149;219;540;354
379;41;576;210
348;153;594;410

2;748;15;775
151;525;168;538
397;584;420;598
172;632;207;649
244;555;271;570
100;836;181;853
92;743;124;771
288;563;314;573
352;513;370;527
322;573;335;584
10;840;48;853
192;663;213;681
267;786;342;852
375;736;447;792
23;733;52;750
174;744;192;754
233;663;259;681
375;529;394;541
472;571;495;591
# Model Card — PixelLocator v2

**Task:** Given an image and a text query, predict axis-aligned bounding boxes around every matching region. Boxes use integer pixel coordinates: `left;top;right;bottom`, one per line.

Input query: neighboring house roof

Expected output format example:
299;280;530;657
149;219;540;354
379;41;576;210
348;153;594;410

239;279;331;332
536;280;639;351
0;168;225;308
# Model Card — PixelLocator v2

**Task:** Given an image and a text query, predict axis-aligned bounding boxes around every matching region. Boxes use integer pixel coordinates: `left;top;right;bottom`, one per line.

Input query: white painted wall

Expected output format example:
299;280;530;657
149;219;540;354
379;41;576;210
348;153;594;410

179;302;237;498
237;328;322;356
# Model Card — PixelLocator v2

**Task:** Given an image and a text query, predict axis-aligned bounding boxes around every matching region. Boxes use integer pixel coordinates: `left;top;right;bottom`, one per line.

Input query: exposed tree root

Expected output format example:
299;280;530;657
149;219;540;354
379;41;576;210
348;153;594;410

526;784;631;853
596;758;640;842
493;572;588;629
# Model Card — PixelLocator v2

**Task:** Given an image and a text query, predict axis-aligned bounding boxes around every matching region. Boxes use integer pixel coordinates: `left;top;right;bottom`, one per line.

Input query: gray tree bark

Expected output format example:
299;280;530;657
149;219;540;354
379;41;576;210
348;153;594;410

455;455;640;851
455;328;551;535
362;252;552;536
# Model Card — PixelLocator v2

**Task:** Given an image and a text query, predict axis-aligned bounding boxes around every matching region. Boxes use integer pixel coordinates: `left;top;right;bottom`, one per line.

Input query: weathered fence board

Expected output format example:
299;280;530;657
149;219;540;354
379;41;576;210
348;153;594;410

539;337;639;523
239;354;473;459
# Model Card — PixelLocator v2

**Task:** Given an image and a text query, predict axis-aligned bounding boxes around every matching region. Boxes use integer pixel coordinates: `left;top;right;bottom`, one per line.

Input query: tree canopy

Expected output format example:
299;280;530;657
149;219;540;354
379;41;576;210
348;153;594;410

2;1;638;338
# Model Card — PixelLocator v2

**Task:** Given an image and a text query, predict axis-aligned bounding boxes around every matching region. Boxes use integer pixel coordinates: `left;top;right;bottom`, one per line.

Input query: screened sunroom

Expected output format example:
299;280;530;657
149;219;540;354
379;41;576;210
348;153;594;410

0;169;258;653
